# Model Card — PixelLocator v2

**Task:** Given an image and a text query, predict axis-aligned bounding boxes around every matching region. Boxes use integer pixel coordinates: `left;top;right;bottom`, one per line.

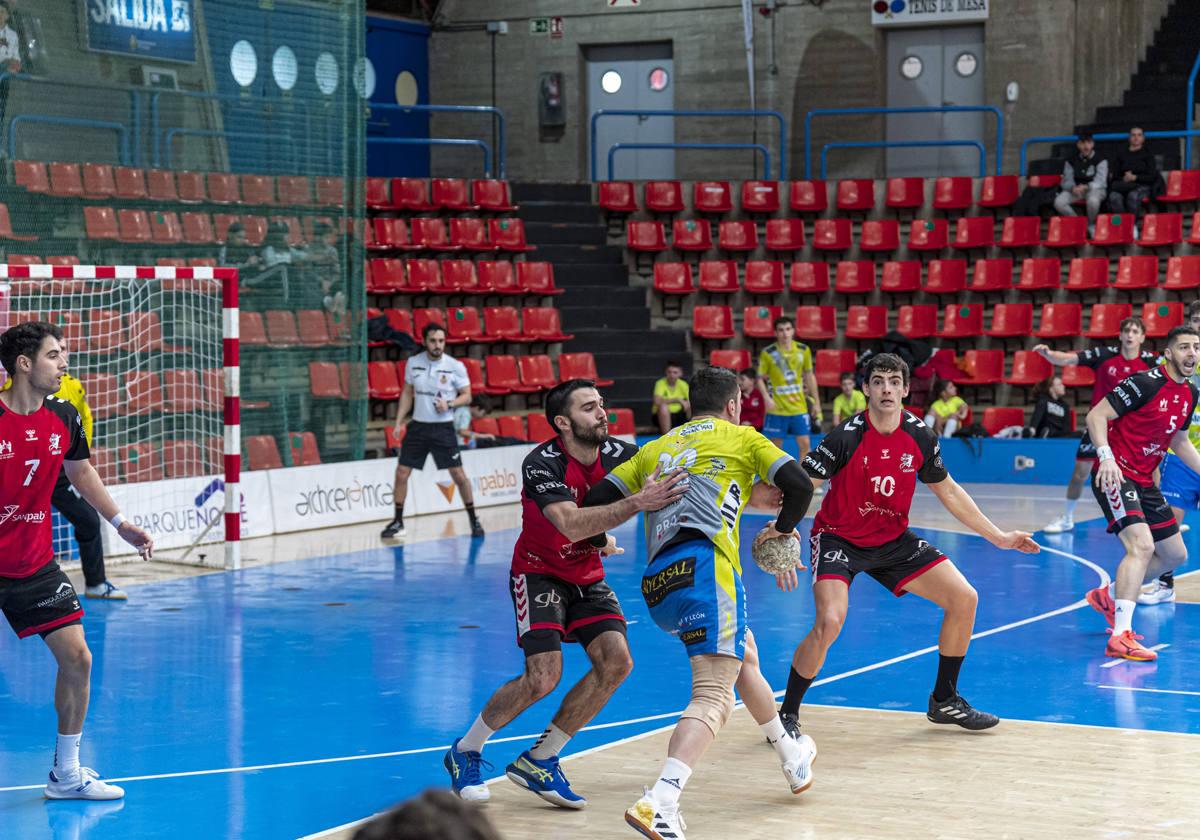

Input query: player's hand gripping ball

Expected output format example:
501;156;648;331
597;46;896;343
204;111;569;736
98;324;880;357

751;526;802;574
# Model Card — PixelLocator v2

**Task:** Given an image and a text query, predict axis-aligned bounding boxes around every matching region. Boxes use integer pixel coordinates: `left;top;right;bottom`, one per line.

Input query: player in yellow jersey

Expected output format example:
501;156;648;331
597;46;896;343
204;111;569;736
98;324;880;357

584;366;817;840
758;316;822;461
2;370;124;599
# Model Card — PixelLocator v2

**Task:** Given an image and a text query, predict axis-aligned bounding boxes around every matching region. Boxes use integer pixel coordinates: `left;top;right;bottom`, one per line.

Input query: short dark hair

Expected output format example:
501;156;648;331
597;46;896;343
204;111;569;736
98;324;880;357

422;322;446;341
665;360;683;371
227;221;245;235
0;321;63;376
1186;300;1200;321
839;370;856;383
863;352;910;387
689;365;739;416
1119;316;1146;335
353;789;502;840
1166;325;1200;346
772;316;794;330
1077;131;1094;142
544;378;597;425
737;367;757;379
469;393;493;413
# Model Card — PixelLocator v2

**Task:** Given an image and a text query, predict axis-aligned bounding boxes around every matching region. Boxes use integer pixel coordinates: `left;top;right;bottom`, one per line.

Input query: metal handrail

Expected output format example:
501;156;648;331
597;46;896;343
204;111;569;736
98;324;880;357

367;137;493;177
0;72;142;165
590;109;787;181
607;142;771;182
1020;130;1200;175
1186;49;1200;169
367;103;506;178
820;140;987;179
8;115;130;165
151;89;314;170
804;105;1004;178
165;128;295;170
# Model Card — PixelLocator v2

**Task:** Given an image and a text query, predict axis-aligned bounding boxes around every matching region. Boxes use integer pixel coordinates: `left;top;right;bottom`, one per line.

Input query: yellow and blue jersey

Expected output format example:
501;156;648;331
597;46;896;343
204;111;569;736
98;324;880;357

758;342;813;415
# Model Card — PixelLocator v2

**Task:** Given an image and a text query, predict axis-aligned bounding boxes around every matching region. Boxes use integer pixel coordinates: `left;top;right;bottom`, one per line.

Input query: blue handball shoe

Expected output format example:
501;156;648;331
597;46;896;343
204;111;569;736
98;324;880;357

505;750;587;809
443;738;492;802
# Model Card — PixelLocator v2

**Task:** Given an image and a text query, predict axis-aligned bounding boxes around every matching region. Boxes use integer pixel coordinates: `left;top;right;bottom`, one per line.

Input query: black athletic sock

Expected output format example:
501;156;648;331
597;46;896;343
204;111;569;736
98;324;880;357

1161;571;1175;588
394;503;404;524
933;654;965;702
465;502;479;525
781;667;814;717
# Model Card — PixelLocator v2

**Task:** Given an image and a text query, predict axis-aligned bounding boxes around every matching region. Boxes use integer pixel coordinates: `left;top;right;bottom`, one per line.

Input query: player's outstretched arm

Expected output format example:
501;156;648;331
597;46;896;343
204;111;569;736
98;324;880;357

927;476;1040;554
551;464;688;544
1086;400;1124;490
1032;344;1080;367
62;459;154;559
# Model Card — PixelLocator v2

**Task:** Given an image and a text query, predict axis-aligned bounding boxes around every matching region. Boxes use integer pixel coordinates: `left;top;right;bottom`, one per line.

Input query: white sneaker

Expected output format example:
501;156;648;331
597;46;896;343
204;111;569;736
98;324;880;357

1137;581;1177;605
781;733;818;794
1043;516;1074;534
85;581;127;600
625;788;686;840
45;767;125;800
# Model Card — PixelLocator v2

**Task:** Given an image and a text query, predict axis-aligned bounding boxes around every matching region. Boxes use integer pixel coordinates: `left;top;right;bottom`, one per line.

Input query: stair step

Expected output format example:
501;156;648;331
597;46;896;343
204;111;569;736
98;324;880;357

569;328;688;353
512;182;592;203
553;263;628;284
558;286;645;307
519;202;601;224
536;244;624;264
1095;105;1181;125
523;221;607;246
560;306;649;330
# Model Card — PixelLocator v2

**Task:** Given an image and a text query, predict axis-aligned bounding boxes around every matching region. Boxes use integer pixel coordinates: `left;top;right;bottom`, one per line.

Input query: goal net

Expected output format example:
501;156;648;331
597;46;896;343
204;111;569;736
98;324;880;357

0;264;240;569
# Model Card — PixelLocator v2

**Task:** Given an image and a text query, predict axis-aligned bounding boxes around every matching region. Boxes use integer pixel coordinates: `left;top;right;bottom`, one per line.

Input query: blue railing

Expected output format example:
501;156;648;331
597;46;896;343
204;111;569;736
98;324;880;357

0;73;141;165
367;103;506;178
1186;49;1200;169
165;129;296;171
1020;130;1200;175
804;105;1004;178
590;109;787;181
820;140;987;179
8;116;131;165
367;137;494;177
608;142;771;182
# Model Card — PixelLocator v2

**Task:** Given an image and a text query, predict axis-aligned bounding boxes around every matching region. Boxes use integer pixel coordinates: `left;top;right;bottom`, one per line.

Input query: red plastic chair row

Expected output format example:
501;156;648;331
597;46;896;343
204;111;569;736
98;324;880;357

74;369;222;421
366;258;559;296
239;310;349;348
366;177;516;212
8;309;183;355
371;305;572;346
365;216;534;252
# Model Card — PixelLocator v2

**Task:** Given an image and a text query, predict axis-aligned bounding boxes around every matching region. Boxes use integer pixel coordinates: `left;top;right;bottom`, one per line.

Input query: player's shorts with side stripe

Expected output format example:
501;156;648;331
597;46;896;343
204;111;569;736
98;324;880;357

1075;431;1097;462
809;529;946;596
0;561;84;639
1092;477;1179;541
508;571;625;656
641;538;747;660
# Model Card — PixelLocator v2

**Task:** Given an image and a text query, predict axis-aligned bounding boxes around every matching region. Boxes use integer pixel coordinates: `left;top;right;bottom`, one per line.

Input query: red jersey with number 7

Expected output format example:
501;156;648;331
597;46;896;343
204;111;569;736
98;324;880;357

1102;366;1199;487
0;395;90;578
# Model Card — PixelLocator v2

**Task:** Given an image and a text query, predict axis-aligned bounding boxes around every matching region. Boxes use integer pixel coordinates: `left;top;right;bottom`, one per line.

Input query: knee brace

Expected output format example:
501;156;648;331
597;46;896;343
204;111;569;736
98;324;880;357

680;655;741;736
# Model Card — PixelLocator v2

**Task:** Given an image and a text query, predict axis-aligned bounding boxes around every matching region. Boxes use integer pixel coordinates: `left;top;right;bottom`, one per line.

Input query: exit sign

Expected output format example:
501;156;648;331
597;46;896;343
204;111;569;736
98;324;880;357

530;17;550;34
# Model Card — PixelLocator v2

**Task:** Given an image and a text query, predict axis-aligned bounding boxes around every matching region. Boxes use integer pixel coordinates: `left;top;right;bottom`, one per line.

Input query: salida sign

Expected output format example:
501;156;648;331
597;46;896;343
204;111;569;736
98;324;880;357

85;0;196;62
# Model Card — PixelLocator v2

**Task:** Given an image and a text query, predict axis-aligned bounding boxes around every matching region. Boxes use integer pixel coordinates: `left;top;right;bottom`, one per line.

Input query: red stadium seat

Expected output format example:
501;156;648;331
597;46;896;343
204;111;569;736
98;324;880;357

880;261;923;293
694;306;735;340
645;180;685;213
239;312;268;346
1033;302;1084;339
956;350;1005;385
983;408;1025;436
518;355;557;392
834;261;876;294
459;357;486;394
765;218;805;251
125;372;163;416
743;305;783;339
693;181;733;213
1045;215;1088;248
278;175;314;206
244;436;284;471
518;262;562;296
368;361;402;400
836;179;874;211
485;356;521;396
242;215;268;246
1137;213;1183;247
0;203;35;241
149;210;183;244
710;349;752;370
479;260;518;294
445;307;487;344
558;352;613;386
472;180;517;212
859;219;900;252
496;415;528;441
1190;211;1200;245
672;219;713;251
366;178;394;209
82;163;116;199
718;220;758;252
1113;255;1158;290
413;308;447;340
240;174;275;205
923;259;967;294
954;216;996;250
654;262;695;295
471;417;500;437
206;172;240;205
449;217;494;251
439;260;476;294
482;306;526;342
844;306;887;340
897;304;937;338
1164;256;1200;290
907;218;949;251
5;254;39;265
1142;301;1184;338
812;218;852;251
296;310;333;347
933;177;973;210
404;258;442;293
181;212;215;245
87;309;125;354
788;180;827;213
83;206;119;241
794;306;836;341
175;171;207;203
1005;351;1053;386
986;303;1033;337
13;160;49;193
1090;214;1135;246
699;261;740;294
999;216;1042;249
288;432;322;466
79;374;119;421
969;258;1014;292
392;178;436;211
1062;364;1095;388
938;303;983;338
522;307;573;342
432;178;474;211
608;408;636;436
1065;257;1110;291
266;311;303;346
1017;257;1062;291
789;262;830;294
885;177;925;209
410;217;458;251
814;349;858;388
117;209;152;243
744;261;785;295
627;220;668;252
1158;170;1200;204
315;176;345;207
978;175;1020;208
527;413;555;441
366;259;406;294
48;162;84;198
1082;303;1131;339
740;180;780;213
599;181;638;213
382;309;413;339
122;443;163;482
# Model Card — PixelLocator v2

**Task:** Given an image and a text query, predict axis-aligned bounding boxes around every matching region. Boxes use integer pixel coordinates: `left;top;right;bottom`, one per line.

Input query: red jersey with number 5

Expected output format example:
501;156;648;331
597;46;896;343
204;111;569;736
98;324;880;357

1103;366;1199;487
0;396;89;578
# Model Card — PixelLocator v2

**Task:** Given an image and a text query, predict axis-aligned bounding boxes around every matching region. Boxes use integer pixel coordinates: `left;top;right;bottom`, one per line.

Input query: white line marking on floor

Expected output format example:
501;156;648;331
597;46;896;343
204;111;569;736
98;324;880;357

1098;684;1200;698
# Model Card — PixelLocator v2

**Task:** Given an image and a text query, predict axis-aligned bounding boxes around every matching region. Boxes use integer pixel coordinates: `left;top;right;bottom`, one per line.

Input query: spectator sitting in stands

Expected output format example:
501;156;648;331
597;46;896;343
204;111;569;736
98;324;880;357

737;367;770;431
305;222;346;316
1107;126;1159;232
0;2;21;74
456;394;526;449
1052;132;1108;236
924;379;969;438
832;370;867;425
218;222;260;270
653;360;691;433
1028;374;1075;438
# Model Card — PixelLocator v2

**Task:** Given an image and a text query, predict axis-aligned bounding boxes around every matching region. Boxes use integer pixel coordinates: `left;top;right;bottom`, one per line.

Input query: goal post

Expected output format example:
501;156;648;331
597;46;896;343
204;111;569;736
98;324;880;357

0;263;241;570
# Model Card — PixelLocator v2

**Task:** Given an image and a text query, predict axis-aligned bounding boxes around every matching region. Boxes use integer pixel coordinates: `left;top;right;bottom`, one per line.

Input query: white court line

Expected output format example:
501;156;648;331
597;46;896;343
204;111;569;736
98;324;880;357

1099;684;1200;698
1100;643;1171;668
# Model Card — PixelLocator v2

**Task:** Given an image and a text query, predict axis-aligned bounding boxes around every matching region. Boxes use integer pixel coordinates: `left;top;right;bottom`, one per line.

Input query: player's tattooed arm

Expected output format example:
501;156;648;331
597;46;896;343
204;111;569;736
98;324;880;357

926;476;1040;554
1031;344;1080;367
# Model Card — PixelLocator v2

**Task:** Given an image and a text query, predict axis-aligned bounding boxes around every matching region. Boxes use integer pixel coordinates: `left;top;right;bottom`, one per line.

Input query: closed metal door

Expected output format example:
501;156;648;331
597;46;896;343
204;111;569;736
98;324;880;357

586;43;674;180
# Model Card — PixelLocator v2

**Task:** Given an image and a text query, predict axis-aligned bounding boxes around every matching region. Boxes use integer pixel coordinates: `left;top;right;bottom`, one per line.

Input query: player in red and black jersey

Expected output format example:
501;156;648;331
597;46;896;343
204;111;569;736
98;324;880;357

1084;325;1200;661
1034;317;1158;533
775;354;1039;737
444;379;687;810
0;322;153;801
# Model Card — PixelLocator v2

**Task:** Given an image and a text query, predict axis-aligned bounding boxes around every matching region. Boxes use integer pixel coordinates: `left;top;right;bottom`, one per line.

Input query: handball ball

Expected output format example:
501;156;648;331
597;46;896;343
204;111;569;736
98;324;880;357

751;529;801;574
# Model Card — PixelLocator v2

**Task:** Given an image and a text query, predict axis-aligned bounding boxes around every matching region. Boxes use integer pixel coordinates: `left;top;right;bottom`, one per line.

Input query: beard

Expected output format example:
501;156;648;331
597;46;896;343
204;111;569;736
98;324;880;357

570;417;608;446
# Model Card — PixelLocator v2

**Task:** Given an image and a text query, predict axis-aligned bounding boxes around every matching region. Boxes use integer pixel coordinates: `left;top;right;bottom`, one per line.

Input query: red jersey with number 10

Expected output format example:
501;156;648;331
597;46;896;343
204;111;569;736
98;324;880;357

0;396;89;578
1103;366;1199;487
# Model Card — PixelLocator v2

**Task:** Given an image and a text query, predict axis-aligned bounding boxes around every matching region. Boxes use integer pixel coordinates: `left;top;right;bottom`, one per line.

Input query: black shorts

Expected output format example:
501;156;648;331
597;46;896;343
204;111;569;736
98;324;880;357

509;572;626;656
1075;432;1096;462
810;529;947;596
1092;477;1179;541
398;421;462;470
0;561;84;639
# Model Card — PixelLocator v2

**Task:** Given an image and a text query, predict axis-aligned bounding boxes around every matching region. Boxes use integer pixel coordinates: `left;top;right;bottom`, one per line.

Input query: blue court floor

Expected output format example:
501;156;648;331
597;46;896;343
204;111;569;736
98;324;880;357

2;507;1198;839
